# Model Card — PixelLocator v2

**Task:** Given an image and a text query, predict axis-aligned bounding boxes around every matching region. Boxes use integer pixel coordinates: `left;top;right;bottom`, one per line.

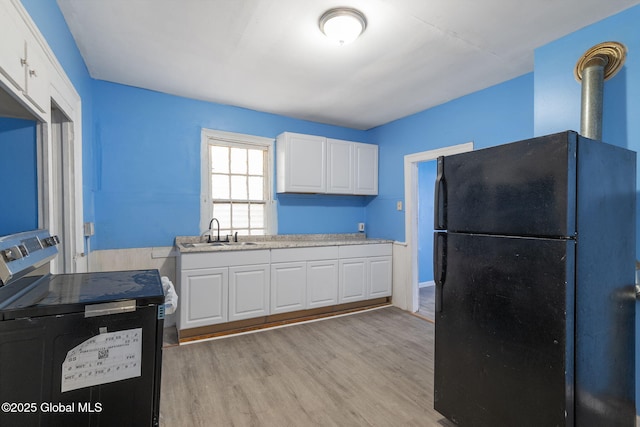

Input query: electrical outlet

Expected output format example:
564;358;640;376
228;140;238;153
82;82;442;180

397;201;403;211
358;223;365;232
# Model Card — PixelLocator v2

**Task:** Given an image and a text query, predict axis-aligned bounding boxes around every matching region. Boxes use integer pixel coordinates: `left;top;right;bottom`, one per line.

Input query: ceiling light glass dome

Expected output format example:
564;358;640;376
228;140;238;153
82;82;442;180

319;8;367;45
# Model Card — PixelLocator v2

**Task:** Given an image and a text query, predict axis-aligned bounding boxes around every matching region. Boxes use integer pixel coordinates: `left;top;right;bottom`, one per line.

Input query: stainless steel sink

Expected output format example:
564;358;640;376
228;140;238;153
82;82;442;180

181;242;226;248
224;242;258;246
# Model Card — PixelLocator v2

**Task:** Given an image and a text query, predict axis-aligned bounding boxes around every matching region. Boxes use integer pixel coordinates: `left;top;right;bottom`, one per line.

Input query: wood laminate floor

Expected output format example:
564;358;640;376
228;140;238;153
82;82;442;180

418;286;436;322
160;307;453;426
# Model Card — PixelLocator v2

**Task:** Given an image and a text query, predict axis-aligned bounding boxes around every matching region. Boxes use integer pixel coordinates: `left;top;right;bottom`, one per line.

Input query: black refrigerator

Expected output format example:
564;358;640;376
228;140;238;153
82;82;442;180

433;131;636;426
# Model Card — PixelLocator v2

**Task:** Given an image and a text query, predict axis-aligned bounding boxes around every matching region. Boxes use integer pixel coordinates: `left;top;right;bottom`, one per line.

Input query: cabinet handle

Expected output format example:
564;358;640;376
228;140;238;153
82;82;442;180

29;69;37;77
21;58;27;66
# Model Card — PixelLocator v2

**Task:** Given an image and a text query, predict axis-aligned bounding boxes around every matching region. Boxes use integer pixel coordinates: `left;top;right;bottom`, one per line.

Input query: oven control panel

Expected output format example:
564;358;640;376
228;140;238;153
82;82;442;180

0;230;59;286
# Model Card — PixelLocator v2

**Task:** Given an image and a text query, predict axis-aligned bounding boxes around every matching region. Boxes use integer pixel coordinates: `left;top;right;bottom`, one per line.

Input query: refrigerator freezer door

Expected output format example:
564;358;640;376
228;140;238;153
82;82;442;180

435;131;577;238
434;232;575;427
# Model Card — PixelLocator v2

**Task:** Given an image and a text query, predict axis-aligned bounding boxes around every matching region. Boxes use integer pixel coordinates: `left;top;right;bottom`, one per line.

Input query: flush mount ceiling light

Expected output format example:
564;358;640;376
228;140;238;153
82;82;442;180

319;8;367;45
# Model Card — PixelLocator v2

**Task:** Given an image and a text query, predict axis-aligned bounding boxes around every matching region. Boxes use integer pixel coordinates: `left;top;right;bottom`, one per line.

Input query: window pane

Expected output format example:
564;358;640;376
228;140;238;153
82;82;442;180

248;149;264;175
211;174;230;199
230;147;247;174
208;139;269;235
250;204;264;228
232;204;249;228
231;175;247;200
211;146;229;173
212;203;231;230
248;177;263;200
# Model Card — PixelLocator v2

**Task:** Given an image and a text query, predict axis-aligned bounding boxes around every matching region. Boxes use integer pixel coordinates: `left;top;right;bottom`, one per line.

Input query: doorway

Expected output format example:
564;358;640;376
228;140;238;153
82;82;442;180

49;105;75;273
403;142;473;314
416;160;437;321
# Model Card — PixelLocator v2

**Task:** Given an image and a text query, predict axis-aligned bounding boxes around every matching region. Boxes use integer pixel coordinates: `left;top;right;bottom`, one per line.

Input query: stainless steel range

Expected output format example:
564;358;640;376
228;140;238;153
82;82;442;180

0;229;164;427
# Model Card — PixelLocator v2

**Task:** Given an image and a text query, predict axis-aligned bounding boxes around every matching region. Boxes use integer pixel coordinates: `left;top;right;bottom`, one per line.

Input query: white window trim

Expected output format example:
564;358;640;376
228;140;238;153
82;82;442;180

200;129;276;235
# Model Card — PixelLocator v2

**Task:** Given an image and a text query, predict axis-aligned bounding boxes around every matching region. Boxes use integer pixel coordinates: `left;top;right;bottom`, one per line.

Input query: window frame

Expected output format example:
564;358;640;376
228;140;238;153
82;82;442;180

200;129;276;236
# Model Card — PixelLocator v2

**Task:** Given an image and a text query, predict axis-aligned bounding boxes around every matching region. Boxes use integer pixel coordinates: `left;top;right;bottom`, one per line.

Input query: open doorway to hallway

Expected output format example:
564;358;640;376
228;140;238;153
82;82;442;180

49;104;75;273
416;160;437;322
402;142;473;318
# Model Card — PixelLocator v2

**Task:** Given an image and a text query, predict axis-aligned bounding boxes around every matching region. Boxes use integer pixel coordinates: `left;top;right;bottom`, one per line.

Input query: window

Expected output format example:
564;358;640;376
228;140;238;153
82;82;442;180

201;129;275;237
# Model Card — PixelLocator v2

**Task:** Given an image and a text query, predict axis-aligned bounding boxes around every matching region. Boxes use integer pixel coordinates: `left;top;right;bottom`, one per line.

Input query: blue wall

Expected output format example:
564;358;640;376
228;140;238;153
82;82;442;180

0;118;38;235
418;160;437;283
533;3;640;417
20;0;96;238
534;4;640;255
365;73;535;241
92;81;370;249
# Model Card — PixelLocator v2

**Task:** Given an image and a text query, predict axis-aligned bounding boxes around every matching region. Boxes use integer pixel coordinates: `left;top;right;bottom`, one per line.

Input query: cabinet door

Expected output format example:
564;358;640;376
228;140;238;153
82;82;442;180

326;138;354;194
339;258;367;303
23;41;49;114
307;260;339;308
0;2;26;92
271;262;307;314
354;143;378;195
229;264;270;321
278;133;326;193
368;256;392;298
179;267;228;329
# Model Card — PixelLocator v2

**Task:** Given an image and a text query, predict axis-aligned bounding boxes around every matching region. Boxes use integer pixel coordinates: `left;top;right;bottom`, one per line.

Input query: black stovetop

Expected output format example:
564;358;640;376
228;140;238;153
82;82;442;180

0;269;164;320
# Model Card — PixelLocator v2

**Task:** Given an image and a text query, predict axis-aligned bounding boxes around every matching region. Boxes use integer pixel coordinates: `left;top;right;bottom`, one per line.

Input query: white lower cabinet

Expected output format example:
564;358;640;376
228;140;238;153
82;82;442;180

229;264;270;321
339;258;367;303
180;267;228;329
271;259;340;313
339;244;393;303
368;257;393;298
178;244;391;333
178;250;270;331
307;260;339;308
271;262;307;314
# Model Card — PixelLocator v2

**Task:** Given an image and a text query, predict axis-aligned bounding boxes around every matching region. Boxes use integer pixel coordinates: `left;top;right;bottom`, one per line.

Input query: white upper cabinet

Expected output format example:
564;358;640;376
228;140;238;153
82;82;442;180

327;138;354;194
276;132;378;195
22;35;49;114
0;1;49;115
354;143;378;195
277;132;326;193
0;3;26;93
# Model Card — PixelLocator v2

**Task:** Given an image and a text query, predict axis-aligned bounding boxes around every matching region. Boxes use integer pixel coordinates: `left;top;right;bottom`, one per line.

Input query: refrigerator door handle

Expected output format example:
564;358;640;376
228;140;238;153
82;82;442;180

434;156;447;230
433;232;447;313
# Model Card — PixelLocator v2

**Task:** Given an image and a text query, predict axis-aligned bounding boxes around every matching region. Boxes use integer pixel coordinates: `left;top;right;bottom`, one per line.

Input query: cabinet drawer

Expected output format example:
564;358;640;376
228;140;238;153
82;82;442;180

271;246;338;263
339;244;392;259
181;249;270;269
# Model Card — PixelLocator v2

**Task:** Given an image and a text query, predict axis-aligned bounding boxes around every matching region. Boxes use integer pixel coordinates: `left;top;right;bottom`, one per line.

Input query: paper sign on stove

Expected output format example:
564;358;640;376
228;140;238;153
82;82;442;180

61;328;142;393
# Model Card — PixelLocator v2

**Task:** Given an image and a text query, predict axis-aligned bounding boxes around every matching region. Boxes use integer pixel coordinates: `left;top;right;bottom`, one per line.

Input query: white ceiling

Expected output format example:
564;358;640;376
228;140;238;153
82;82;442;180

57;0;640;130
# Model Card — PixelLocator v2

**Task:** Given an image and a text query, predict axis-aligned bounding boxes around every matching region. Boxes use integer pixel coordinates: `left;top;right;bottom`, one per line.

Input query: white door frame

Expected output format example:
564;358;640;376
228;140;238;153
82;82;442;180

403;142;473;312
11;0;85;273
